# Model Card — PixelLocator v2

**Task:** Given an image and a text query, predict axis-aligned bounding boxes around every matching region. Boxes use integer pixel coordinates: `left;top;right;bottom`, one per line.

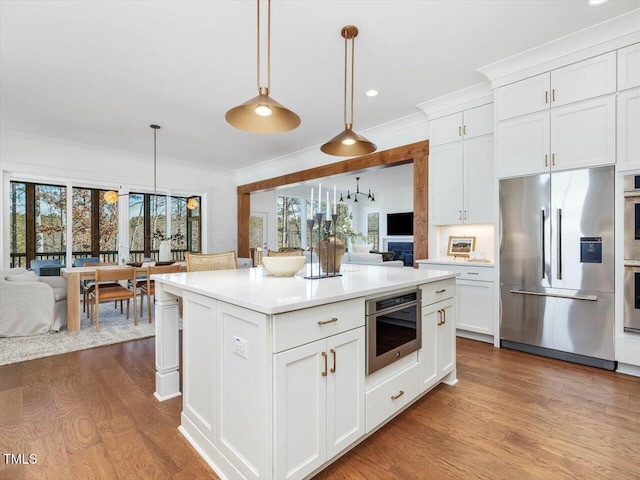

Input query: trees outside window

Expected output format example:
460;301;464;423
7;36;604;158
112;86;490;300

277;197;302;249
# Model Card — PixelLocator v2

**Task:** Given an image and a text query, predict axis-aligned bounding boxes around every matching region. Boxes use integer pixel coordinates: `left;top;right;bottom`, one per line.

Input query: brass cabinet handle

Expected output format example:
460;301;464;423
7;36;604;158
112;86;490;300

458;126;462;136
330;348;336;373
459;210;462;220
467;272;479;275
552;89;555;102
442;310;446;325
318;317;338;326
391;390;405;401
463;210;467;220
435;289;446;294
322;351;327;377
463;125;467;135
545;154;548;167
552;153;555;166
437;309;443;326
545;91;549;104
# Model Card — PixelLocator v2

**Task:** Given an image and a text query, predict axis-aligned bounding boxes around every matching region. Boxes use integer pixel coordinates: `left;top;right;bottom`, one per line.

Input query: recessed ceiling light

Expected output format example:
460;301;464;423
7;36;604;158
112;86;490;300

587;0;608;6
365;89;379;97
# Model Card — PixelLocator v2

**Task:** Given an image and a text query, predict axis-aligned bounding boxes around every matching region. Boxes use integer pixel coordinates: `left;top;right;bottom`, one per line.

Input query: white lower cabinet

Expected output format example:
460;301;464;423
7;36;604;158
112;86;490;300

274;327;365;480
419;298;456;393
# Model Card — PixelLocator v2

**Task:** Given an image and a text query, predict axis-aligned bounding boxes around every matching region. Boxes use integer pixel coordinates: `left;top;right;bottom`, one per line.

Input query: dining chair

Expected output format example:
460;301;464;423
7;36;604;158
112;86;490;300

89;267;137;332
140;264;182;322
82;262;119;316
185;251;238;272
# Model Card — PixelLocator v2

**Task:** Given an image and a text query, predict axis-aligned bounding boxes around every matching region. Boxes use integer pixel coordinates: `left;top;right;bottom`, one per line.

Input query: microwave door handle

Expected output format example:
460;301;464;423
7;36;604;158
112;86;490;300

541;209;545;280
557;208;562;280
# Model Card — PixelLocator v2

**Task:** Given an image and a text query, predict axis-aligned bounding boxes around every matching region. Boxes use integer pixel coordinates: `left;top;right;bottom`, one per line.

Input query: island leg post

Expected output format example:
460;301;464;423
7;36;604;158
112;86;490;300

154;283;182;401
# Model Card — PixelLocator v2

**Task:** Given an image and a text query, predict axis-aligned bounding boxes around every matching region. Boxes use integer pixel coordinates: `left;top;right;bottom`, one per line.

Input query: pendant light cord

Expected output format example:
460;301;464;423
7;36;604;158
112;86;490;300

343;34;355;126
350;35;355;127
343;34;347;126
256;0;271;91
153;127;157;196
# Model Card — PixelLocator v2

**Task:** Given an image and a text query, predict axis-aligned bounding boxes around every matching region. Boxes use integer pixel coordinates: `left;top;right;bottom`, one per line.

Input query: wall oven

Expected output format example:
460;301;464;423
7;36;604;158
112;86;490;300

366;289;421;374
624;175;640;335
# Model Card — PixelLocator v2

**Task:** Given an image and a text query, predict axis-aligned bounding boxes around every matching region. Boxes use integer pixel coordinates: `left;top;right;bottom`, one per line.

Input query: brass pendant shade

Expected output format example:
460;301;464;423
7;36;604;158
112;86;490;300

321;25;376;157
225;87;301;134
225;0;300;134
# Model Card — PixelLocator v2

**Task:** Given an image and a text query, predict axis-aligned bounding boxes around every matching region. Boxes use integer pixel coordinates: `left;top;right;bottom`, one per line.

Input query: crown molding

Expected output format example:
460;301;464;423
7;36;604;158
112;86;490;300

416;83;493;120
478;9;640;88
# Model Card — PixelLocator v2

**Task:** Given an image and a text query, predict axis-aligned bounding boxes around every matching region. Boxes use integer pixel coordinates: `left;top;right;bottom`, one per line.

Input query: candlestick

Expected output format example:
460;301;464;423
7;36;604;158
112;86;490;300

333;185;337;214
326;192;329;217
318;182;321;205
310;187;314;216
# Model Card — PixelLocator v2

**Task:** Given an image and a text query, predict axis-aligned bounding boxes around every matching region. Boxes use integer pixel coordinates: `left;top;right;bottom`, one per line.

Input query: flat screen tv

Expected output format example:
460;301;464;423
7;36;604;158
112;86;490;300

387;212;413;236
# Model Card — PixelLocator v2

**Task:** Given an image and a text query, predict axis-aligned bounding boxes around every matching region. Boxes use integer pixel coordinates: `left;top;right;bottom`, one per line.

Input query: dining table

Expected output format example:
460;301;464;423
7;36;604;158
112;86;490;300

61;262;186;332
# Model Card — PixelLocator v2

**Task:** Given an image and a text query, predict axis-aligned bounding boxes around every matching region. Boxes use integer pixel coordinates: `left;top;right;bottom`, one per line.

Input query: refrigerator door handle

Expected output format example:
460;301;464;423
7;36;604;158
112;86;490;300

557;208;563;280
510;289;598;302
541;209;545;279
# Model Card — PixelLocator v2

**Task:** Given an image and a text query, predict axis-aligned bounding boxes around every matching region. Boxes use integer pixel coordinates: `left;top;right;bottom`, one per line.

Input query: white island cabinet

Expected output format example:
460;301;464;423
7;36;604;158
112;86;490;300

152;264;458;480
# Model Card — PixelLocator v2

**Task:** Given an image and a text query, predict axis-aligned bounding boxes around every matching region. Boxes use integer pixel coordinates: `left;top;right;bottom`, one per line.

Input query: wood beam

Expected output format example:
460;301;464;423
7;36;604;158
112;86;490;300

236;140;429;266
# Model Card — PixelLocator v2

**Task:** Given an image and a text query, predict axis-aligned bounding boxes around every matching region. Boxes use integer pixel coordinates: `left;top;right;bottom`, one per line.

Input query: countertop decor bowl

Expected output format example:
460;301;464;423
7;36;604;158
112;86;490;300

262;256;306;277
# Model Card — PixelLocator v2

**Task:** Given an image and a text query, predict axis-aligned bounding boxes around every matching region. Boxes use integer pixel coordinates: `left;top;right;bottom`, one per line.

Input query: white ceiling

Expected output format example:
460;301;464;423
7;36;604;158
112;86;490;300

1;1;639;171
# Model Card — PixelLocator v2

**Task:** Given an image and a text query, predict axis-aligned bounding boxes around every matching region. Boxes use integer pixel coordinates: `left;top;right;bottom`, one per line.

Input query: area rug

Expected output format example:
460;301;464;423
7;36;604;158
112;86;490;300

0;305;180;366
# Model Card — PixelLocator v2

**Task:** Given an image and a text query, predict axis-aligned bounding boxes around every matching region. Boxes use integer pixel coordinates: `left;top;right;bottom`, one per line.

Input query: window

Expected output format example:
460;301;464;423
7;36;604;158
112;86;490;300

171;195;201;256
71;187;119;263
366;212;380;251
277;196;303;249
9;182;26;268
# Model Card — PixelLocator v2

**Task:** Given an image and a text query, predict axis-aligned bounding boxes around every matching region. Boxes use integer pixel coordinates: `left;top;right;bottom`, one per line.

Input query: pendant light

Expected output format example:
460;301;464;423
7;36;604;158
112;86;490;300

104;125;161;203
321;25;376;157
225;0;300;133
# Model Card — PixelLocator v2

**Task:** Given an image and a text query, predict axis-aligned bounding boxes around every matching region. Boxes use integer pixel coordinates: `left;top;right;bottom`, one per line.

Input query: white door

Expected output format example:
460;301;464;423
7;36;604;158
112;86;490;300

495;72;550;121
617;88;640;172
274;339;327;480
496;111;550;178
550;95;616;172
419;303;439;393
463;103;493;139
429;112;463;146
550;51;616;107
457;281;494;335
326;328;365;459
437;299;456;378
463;135;494;224
430;142;464;225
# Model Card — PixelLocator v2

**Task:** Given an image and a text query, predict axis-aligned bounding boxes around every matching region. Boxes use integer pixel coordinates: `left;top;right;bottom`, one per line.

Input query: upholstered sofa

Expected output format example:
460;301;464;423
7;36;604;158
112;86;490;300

0;268;68;336
342;252;405;267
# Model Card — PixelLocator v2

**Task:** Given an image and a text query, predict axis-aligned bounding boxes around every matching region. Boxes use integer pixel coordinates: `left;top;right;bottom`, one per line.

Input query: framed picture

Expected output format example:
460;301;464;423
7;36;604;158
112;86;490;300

447;236;476;257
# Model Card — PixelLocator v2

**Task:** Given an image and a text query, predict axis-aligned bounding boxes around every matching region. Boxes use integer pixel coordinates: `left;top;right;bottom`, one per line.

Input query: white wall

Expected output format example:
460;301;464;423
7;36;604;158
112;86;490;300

0;130;238;268
250;190;278;252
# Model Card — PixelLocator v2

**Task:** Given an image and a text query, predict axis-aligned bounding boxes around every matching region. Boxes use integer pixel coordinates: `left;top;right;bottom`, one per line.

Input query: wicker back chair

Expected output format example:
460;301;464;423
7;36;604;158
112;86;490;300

185;251;238;272
268;249;304;257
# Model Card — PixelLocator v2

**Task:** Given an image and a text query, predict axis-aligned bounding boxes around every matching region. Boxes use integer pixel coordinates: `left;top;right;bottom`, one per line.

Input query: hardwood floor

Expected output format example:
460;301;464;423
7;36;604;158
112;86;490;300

1;337;639;479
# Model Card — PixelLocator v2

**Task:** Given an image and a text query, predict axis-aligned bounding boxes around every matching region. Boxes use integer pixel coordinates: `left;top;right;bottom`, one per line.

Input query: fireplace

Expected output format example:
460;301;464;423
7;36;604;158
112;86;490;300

387;242;414;267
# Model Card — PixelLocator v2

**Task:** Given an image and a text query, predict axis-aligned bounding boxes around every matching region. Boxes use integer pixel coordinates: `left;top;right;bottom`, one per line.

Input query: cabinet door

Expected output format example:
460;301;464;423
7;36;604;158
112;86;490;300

326;328;365;459
431;142;464;225
617;88;640;172
274;340;327;480
457;280;494;335
496;111;550;178
429;112;463;146
495;72;550;121
419;303;439;393
618;43;640;91
550;52;616;107
437;300;456;378
463;103;493;139
550;95;615;172
463;135;494;224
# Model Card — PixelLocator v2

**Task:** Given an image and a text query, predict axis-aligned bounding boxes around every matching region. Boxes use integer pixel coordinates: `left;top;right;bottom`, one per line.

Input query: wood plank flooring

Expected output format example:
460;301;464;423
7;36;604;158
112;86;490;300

1;337;639;479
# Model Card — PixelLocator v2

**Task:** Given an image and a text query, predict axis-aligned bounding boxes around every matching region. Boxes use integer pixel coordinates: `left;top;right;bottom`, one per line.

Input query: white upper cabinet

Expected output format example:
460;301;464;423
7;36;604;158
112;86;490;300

496;52;616;121
550;51;616;108
618;88;640;172
550;95;616;171
497;111;550;178
618;43;640;91
496;73;550;121
431;135;494;225
429;104;493;146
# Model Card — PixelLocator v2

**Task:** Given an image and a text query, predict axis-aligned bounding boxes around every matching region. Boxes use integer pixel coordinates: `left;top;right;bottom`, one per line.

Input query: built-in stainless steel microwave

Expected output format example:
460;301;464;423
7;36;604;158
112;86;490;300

624;175;640;261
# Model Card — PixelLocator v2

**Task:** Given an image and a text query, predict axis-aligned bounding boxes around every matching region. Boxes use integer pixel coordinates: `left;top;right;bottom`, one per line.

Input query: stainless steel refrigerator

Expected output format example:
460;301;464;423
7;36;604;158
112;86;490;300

499;166;615;370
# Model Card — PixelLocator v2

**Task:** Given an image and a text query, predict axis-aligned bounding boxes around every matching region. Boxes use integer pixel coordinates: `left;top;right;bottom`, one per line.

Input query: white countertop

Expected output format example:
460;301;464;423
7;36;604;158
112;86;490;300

416;258;495;268
152;264;458;314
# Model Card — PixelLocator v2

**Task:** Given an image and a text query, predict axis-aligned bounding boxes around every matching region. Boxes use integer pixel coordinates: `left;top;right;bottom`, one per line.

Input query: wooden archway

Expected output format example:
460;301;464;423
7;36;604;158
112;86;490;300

236;140;429;266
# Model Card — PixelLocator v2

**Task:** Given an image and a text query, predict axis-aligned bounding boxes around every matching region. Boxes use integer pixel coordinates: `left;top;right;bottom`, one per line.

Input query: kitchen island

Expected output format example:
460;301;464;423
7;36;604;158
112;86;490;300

153;264;458;480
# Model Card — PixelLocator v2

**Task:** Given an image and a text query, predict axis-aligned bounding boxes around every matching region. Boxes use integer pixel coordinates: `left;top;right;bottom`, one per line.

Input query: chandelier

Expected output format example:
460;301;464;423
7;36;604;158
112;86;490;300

339;177;375;203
